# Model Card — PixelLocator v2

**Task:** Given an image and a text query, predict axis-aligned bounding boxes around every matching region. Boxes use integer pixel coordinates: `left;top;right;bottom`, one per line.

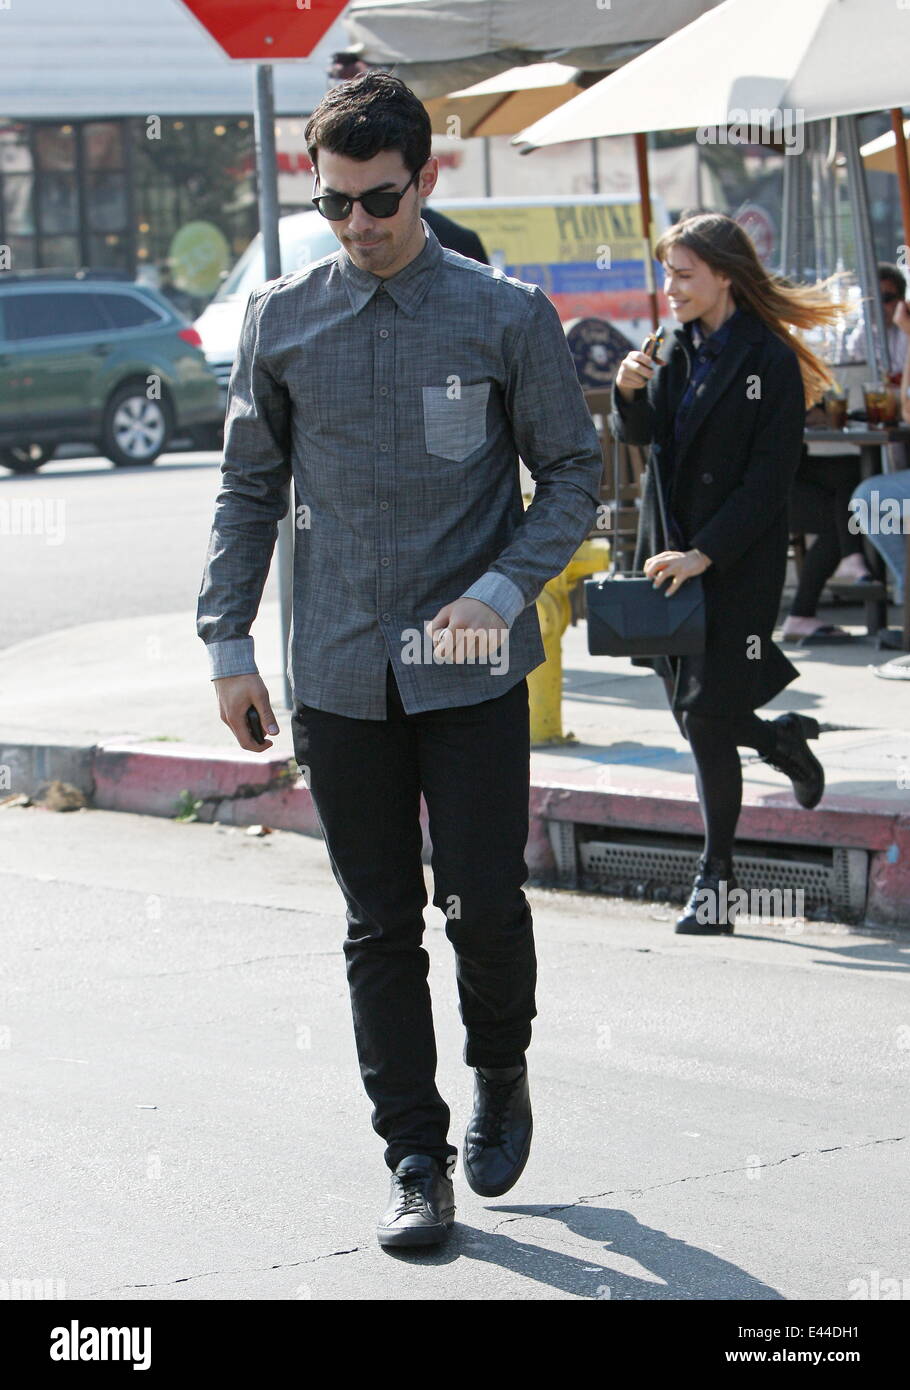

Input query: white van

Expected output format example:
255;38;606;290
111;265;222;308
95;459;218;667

194;194;669;410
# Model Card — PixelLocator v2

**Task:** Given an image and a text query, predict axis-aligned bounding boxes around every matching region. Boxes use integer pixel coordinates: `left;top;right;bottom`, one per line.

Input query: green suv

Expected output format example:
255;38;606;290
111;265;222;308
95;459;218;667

0;271;222;472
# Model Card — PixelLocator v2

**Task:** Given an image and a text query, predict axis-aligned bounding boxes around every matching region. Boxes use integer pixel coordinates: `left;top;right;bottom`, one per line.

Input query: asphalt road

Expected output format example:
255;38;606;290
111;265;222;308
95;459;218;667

0;447;276;652
2;802;907;1301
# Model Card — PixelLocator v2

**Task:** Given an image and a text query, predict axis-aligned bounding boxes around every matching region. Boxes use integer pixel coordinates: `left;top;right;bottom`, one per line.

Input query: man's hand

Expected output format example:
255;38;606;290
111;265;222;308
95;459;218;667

893;299;910;336
427;597;507;663
644;548;712;596
214;673;280;751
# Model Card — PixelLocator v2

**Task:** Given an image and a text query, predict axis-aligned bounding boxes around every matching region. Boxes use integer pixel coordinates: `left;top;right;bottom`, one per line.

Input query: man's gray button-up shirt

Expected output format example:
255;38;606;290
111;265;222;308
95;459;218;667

196;222;603;718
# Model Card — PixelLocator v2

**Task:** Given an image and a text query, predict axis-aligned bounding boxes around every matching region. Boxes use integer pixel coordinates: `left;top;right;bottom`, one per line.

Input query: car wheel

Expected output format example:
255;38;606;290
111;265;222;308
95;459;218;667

1;443;53;474
102;384;171;467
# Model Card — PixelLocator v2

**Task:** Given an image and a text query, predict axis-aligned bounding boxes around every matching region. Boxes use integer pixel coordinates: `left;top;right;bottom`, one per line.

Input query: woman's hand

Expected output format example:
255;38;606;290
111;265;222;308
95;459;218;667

644;548;712;595
615;348;664;402
893;299;910;336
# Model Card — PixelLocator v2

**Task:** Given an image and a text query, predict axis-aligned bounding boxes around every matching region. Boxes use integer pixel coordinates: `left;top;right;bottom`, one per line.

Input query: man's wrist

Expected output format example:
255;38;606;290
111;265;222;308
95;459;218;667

205;636;258;681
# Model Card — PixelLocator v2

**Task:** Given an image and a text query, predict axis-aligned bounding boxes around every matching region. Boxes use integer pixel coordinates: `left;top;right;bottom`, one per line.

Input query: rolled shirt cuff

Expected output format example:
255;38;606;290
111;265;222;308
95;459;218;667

205;637;258;680
460;571;526;628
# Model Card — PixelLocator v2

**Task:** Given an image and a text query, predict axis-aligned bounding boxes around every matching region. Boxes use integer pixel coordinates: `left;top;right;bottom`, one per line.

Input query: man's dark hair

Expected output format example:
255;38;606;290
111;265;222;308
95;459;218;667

878;262;907;298
305;71;432;176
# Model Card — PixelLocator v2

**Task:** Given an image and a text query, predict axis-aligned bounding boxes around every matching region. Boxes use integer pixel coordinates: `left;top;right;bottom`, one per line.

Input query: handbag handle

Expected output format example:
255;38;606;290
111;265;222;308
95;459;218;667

611;429;669;577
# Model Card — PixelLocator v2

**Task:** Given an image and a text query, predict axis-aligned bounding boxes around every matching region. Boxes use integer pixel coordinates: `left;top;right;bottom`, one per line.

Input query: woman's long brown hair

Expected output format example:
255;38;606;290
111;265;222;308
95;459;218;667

655;213;846;408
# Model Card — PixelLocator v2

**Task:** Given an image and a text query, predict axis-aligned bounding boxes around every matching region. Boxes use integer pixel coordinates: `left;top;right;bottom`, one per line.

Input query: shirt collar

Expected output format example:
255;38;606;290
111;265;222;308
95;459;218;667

335;219;443;316
688;305;741;355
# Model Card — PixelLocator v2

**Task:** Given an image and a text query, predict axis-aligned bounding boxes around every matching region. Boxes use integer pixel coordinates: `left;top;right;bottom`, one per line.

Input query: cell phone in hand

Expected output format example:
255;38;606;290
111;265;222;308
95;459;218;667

246;705;265;744
643;327;665;360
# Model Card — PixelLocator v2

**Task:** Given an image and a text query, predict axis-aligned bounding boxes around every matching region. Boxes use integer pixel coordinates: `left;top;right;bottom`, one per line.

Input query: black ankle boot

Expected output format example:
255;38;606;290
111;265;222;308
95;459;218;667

761;713;824;809
675;855;740;935
463;1060;532;1197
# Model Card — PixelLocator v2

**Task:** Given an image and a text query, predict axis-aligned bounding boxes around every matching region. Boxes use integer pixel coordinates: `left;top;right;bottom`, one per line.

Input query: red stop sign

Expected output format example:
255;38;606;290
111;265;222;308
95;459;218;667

181;0;349;60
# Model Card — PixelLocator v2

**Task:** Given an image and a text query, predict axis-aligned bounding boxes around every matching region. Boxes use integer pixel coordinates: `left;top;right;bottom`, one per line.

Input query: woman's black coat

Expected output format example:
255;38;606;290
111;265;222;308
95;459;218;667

608;307;806;718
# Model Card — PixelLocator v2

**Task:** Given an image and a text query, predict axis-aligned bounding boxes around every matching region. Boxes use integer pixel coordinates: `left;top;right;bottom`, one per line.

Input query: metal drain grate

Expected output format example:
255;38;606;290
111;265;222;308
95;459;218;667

547;824;867;920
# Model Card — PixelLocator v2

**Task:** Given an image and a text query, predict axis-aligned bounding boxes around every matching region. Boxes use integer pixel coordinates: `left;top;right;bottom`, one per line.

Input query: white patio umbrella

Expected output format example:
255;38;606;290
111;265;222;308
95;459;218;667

343;0;724;100
513;0;910;147
513;0;910;377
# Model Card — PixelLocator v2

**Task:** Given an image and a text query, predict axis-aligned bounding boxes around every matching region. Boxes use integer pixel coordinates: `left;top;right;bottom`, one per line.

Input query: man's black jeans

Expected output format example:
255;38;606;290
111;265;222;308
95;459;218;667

290;661;537;1172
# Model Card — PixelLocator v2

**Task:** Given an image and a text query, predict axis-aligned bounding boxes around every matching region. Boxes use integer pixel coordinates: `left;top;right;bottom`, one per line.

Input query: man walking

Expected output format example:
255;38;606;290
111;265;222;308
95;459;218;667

197;73;602;1247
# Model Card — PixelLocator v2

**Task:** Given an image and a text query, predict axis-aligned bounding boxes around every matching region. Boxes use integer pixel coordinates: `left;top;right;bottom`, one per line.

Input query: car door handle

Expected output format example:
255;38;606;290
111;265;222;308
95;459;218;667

91;344;112;357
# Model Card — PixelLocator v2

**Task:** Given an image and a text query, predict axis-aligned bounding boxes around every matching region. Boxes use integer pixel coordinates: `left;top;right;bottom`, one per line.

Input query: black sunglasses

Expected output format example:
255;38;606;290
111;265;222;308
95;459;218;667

312;168;420;221
881;291;900;305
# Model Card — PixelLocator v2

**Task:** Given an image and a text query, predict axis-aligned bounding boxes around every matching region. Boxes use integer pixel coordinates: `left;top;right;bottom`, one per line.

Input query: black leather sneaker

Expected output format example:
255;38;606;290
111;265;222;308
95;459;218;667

463;1061;532;1197
376;1154;455;1248
675;856;740;935
762;712;824;809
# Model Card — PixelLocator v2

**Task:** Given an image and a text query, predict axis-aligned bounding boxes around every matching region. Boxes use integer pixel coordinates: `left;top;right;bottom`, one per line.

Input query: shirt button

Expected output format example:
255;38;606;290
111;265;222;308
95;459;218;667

379;500;389;510
379;329;389;339
379;386;389;395
701;471;713;484
381;612;391;622
379;443;389;452
380;556;391;566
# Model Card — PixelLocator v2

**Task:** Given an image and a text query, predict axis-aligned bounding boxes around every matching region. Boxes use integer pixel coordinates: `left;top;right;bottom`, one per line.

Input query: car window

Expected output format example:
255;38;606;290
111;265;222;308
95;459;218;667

97;292;163;329
213;219;338;302
2;291;106;341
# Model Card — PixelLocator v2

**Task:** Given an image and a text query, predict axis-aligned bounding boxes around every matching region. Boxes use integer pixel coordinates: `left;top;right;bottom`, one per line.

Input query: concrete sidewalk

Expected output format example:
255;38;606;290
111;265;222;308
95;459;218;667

2;599;909;924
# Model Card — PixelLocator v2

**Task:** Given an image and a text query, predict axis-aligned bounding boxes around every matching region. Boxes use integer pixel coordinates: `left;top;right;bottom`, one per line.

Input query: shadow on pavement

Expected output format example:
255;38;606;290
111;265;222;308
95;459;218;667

382;1206;785;1299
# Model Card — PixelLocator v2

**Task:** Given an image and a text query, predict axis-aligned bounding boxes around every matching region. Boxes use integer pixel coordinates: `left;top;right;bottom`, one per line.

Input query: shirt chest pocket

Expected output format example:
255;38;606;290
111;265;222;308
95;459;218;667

421;382;490;462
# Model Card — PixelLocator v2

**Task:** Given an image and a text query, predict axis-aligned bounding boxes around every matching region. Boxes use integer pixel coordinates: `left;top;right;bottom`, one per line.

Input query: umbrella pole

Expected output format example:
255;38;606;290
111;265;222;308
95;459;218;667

781;151;794;276
634;132;659;330
889;108;910;256
843;114;892;378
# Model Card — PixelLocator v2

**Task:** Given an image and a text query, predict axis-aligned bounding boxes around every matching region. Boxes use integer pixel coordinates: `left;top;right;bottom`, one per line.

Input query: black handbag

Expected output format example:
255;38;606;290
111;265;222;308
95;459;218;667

585;434;706;658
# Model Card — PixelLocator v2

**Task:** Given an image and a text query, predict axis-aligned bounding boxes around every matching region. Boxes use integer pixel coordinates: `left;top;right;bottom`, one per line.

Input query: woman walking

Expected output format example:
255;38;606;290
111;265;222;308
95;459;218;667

611;213;842;935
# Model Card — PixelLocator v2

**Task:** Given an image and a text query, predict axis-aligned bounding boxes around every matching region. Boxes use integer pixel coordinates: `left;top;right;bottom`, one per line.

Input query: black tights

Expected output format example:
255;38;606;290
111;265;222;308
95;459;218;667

663;675;777;866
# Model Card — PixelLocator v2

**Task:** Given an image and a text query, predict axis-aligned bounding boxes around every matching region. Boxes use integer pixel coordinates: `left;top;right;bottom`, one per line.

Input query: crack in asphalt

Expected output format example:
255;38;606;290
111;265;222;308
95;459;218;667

73;1136;910;1294
88;1246;366;1297
491;1134;908;1231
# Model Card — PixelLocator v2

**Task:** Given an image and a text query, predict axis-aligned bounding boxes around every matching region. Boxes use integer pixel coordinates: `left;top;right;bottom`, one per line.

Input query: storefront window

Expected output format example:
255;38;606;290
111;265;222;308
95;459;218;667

3;172;34;235
88;232;129;270
131;115;257;313
34;124;76;171
38;171;78;235
87;170;128;232
0;121;33;174
84;122;124;169
37;234;80;268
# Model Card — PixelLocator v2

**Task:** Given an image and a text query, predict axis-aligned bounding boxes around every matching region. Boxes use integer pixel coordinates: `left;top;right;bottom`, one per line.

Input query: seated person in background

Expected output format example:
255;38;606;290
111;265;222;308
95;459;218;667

846;262;910;475
845;262;909;380
782;433;868;643
784;271;910;643
849;326;910;613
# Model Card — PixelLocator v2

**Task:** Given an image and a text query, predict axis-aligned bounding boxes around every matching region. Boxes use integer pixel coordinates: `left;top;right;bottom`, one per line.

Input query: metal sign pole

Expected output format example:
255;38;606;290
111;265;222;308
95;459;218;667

253;62;294;712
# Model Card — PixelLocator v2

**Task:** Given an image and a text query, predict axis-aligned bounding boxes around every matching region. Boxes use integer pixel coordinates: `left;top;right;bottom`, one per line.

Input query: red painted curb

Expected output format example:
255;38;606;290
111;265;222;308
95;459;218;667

18;738;909;926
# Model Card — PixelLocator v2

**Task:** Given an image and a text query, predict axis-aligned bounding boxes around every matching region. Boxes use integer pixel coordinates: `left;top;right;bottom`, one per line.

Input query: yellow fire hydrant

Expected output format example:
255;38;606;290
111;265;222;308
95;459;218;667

528;535;611;745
